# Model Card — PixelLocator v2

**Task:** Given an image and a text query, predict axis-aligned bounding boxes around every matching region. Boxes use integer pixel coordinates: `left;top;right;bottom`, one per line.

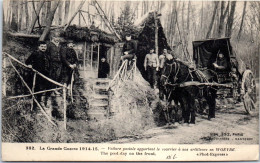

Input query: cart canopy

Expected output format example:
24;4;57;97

193;38;234;70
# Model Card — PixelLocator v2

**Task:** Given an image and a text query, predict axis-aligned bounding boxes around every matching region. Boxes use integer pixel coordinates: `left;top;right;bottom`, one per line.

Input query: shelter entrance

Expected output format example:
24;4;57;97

74;42;107;79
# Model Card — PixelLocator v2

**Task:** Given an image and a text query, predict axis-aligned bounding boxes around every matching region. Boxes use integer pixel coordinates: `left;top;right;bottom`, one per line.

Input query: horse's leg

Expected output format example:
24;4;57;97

179;97;189;124
189;97;196;124
207;89;217;120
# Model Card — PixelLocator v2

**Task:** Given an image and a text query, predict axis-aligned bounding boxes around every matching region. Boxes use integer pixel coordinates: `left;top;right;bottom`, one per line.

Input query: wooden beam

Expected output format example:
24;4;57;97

91;44;93;71
154;12;159;56
8;58;57;127
4;52;66;88
93;0;121;41
64;0;86;31
97;43;100;73
83;41;86;71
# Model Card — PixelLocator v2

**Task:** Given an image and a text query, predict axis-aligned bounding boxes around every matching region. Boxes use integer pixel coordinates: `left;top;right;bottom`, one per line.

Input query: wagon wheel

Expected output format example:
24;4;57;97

241;70;257;114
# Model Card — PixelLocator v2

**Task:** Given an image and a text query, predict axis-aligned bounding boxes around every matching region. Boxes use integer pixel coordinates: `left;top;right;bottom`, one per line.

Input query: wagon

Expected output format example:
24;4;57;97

192;37;257;114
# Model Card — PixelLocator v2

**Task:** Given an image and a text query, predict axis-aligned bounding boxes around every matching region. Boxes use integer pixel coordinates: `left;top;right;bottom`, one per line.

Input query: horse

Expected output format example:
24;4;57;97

159;59;217;125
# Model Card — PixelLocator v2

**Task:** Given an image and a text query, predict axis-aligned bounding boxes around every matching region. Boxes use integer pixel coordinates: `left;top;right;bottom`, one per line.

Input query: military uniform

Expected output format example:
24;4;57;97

61;47;78;85
26;50;51;107
144;53;159;88
122;40;136;60
48;42;62;84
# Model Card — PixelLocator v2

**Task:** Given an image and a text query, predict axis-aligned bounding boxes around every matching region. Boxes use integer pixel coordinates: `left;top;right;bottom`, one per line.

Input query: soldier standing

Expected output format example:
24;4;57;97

48;34;62;94
144;48;159;88
26;41;51;110
61;40;78;87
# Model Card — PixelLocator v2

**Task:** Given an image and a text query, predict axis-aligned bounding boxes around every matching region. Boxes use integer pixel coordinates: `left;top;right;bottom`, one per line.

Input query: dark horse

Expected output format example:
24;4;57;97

159;59;217;124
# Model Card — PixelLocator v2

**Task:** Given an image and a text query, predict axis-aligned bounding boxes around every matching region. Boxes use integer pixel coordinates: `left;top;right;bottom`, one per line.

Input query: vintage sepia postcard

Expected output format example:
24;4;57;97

1;0;259;161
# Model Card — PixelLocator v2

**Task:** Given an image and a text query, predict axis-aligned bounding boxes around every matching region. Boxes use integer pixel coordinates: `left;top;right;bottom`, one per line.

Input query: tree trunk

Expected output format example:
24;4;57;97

24;1;29;29
10;0;19;31
46;1;51;21
64;0;70;25
56;1;63;25
187;1;190;33
18;0;24;31
225;1;236;37
39;1;60;41
206;1;219;38
27;0;45;34
237;1;247;40
41;2;47;26
218;1;229;37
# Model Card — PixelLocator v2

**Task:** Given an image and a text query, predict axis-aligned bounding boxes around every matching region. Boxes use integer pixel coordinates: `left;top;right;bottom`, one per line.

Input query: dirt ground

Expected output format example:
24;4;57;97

109;99;259;144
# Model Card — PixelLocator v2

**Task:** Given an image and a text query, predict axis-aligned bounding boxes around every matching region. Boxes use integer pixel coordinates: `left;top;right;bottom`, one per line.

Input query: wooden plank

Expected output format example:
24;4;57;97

97;43;100;74
91;43;93;71
83;41;86;71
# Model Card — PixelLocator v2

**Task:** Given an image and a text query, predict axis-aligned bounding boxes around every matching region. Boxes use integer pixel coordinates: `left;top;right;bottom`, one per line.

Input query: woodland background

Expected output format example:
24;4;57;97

3;0;259;76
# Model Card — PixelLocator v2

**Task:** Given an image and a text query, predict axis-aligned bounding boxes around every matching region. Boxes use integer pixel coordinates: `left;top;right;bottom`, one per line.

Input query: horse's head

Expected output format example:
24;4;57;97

160;59;177;87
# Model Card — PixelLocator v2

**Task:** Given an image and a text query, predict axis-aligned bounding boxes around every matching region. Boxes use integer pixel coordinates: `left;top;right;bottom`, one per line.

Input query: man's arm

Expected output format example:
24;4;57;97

25;52;36;68
127;41;135;54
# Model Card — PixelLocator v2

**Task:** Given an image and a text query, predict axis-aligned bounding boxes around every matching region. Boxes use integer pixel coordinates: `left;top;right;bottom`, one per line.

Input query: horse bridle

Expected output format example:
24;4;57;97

161;61;180;86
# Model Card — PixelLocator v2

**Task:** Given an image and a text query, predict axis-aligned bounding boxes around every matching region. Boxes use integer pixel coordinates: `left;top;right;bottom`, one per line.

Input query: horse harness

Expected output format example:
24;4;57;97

161;61;195;88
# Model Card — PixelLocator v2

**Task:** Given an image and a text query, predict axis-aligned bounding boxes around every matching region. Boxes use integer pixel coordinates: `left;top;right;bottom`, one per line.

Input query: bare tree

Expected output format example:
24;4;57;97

24;1;29;29
237;1;247;40
225;1;236;37
206;1;219;38
10;0;19;31
27;0;45;34
18;0;24;31
39;1;61;41
217;1;229;37
64;0;70;25
41;2;47;26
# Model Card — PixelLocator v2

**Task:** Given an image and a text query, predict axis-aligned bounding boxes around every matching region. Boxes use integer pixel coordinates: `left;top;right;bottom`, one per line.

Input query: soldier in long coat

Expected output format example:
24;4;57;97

61;40;78;86
48;35;62;92
26;41;51;109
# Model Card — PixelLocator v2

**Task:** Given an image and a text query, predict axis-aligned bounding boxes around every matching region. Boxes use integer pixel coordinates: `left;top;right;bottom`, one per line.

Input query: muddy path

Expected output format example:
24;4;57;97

110;100;259;144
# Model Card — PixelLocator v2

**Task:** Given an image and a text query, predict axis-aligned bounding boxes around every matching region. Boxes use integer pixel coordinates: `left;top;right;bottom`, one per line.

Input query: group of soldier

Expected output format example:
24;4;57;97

121;34;230;90
121;34;177;89
26;34;78;115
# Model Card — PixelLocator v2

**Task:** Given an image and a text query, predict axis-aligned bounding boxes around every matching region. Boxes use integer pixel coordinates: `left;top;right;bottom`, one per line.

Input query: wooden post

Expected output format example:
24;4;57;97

31;72;37;111
110;46;113;77
78;11;81;27
91;43;93;71
3;55;6;97
154;12;159;56
83;41;86;71
63;87;67;130
134;58;137;81
97;43;100;72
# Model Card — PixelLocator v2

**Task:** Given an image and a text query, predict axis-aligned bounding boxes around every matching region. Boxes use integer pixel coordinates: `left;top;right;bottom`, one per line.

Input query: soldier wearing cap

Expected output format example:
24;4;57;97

48;33;63;92
61;40;78;87
121;34;136;61
26;41;51;110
